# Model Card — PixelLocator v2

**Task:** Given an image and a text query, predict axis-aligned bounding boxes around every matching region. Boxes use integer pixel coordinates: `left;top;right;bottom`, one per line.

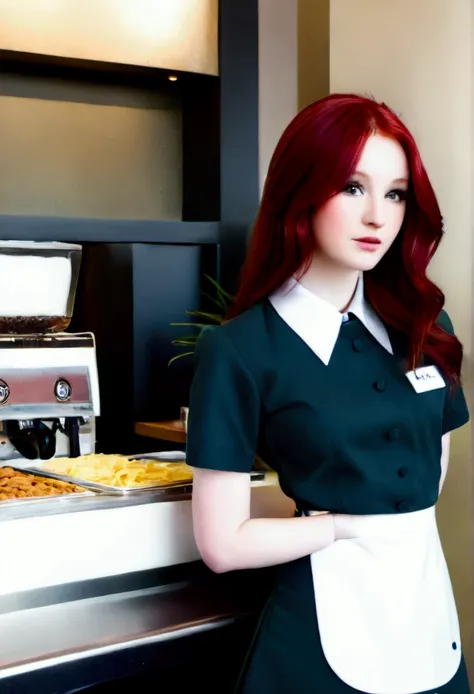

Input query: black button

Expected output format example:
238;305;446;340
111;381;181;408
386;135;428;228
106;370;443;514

374;379;386;392
396;500;411;512
387;428;400;442
452;642;458;651
398;466;408;478
352;338;363;352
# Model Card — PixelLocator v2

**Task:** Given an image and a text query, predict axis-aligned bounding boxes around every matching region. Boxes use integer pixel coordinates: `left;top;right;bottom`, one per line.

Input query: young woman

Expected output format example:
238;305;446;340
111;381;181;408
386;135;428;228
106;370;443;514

186;94;470;694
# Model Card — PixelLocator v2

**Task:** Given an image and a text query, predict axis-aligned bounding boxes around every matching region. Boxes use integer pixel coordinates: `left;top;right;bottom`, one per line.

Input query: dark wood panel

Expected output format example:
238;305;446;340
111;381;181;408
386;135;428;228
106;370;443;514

70;243;218;453
0;48;214;90
0;67;182;109
0;217;219;245
182;76;220;221
218;0;260;293
70;244;134;452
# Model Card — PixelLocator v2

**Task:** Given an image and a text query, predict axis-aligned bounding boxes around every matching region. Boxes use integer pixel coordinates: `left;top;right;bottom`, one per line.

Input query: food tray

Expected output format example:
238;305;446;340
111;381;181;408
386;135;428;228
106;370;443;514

129;451;265;483
17;465;264;495
13;458;192;496
13;451;265;496
0;466;95;508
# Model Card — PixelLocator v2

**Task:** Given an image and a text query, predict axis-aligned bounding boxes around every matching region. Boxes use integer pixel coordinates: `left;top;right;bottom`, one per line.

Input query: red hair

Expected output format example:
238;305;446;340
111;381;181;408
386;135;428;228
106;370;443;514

227;93;462;384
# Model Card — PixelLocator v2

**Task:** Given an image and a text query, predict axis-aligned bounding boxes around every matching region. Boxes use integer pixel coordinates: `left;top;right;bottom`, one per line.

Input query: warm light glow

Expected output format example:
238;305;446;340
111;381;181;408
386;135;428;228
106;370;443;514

0;0;218;75
168;75;179;82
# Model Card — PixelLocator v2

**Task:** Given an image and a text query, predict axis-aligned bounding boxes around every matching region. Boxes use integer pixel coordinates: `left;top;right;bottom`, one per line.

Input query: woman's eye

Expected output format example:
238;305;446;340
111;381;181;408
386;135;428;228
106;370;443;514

343;183;363;196
387;189;408;203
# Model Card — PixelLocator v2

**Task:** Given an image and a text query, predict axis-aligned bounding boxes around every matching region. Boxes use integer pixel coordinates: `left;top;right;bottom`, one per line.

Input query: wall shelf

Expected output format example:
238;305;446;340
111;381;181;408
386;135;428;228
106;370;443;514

0;216;220;245
135;421;187;444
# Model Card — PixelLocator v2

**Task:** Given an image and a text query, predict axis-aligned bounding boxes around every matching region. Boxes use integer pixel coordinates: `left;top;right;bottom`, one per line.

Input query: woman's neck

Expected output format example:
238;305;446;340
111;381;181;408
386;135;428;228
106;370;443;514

298;255;360;312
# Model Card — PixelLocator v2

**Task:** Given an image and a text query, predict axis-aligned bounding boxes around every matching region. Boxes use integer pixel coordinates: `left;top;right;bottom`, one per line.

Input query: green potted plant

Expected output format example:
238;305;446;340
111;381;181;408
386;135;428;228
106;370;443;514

168;274;234;366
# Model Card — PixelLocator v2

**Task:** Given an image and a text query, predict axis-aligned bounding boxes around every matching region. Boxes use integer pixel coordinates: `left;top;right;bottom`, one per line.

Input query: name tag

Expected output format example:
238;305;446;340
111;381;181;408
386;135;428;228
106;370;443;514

405;365;445;393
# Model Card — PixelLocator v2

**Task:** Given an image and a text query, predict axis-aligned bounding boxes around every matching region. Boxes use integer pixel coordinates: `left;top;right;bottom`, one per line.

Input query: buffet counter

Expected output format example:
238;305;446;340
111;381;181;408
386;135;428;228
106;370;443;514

0;473;294;693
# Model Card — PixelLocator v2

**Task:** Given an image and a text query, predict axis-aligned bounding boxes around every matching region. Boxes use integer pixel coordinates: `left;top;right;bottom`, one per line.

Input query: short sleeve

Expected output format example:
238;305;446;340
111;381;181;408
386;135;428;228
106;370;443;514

186;326;260;472
437;310;470;435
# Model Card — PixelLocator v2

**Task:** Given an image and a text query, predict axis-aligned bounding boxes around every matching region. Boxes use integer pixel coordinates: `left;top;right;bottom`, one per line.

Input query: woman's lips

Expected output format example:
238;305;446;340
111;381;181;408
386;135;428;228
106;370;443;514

355;237;382;251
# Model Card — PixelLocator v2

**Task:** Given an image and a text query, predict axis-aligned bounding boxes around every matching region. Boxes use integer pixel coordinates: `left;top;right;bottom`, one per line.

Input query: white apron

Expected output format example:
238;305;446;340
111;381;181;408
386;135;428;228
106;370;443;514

309;506;461;694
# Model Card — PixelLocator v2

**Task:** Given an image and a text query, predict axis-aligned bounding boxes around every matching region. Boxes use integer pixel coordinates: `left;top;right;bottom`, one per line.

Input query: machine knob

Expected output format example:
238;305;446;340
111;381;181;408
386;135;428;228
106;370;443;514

0;380;10;405
55;379;72;402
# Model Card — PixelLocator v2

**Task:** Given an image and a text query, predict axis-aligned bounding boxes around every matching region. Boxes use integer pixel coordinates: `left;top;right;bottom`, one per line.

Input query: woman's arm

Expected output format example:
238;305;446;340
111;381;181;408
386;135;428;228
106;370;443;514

192;467;336;573
439;433;451;493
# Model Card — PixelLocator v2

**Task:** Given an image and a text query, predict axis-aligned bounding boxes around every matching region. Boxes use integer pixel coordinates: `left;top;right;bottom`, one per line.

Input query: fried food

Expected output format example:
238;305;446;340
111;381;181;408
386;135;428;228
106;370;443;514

0;467;85;501
44;454;193;488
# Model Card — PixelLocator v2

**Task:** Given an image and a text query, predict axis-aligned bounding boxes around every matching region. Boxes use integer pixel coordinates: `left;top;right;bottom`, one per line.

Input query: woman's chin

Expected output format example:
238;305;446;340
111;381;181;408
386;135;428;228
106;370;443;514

345;250;384;272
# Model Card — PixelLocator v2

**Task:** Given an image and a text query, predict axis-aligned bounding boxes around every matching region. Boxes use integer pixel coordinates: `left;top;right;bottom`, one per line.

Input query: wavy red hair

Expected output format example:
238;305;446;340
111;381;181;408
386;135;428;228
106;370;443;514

227;93;462;384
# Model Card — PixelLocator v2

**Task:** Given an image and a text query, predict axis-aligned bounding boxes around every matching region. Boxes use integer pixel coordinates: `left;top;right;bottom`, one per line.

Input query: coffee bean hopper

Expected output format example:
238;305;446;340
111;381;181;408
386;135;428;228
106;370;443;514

0;241;100;462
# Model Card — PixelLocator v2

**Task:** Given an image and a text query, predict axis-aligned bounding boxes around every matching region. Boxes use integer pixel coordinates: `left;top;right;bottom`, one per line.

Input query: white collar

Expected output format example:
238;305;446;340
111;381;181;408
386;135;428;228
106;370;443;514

269;275;393;365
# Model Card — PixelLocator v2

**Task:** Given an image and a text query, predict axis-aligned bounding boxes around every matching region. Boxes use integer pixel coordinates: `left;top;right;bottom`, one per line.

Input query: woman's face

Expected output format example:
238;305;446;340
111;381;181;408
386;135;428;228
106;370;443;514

311;134;409;272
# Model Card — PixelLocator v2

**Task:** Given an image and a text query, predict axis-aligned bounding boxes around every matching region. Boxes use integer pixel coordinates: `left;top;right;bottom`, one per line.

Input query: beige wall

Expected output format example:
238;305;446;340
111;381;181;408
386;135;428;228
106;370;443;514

258;0;298;190
298;0;329;110
0;94;182;219
258;0;331;188
330;0;474;676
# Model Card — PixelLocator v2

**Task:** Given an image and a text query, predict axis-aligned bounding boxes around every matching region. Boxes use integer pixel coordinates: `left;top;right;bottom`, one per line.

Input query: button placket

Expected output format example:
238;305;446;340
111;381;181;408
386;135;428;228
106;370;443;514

386;428;400;442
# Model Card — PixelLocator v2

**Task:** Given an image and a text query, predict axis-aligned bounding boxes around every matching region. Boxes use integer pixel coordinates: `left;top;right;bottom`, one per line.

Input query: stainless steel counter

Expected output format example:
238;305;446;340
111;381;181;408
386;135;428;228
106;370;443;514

0;476;292;599
0;485;191;522
0;580;239;678
0;471;270;522
0;568;267;693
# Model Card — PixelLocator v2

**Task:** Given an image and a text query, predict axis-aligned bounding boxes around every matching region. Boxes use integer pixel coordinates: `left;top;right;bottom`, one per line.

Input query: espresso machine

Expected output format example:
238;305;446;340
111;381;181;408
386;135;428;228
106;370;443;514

0;241;100;463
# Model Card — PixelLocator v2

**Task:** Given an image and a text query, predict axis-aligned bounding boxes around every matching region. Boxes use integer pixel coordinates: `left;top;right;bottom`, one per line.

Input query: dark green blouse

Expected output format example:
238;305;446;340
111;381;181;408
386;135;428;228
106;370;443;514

186;301;469;516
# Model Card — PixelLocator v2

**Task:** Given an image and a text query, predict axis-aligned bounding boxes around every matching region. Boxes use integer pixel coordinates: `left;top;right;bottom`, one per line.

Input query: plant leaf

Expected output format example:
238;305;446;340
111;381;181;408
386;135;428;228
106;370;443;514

168;351;194;366
168;274;234;368
204;274;234;302
201;290;227;311
185;310;223;323
170;322;209;329
172;338;197;346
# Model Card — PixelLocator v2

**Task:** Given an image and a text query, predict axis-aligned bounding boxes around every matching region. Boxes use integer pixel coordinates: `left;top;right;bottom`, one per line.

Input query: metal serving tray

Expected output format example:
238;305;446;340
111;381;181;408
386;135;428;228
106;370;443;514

12;457;192;496
12;451;266;496
0;466;94;508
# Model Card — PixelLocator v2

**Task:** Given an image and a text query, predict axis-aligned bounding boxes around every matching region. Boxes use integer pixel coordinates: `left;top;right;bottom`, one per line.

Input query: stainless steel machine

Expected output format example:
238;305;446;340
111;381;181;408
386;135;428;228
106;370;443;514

0;241;100;463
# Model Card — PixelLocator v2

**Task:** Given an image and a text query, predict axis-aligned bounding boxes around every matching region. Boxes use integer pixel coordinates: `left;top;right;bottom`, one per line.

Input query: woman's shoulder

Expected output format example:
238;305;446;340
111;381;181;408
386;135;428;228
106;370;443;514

196;301;272;368
222;301;270;340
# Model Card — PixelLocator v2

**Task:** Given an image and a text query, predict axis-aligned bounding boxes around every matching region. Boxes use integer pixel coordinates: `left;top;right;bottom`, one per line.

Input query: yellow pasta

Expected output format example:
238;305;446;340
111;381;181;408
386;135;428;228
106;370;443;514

43;454;193;488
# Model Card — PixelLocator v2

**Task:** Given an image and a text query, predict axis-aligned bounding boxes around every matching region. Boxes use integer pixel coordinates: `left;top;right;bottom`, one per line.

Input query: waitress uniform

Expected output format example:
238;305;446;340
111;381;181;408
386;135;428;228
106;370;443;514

186;275;470;694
